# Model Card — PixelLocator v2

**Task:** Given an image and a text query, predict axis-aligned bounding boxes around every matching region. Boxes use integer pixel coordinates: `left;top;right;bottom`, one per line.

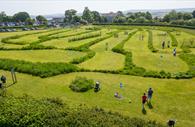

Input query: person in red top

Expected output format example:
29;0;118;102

142;93;147;110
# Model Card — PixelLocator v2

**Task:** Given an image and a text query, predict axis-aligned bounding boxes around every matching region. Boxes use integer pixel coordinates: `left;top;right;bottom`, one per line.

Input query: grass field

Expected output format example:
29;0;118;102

124;30;189;73
0;25;194;127
0;50;86;63
1;70;195;127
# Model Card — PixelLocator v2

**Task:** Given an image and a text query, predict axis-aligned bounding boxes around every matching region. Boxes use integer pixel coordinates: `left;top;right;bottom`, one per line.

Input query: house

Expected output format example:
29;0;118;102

101;12;117;22
47;17;64;27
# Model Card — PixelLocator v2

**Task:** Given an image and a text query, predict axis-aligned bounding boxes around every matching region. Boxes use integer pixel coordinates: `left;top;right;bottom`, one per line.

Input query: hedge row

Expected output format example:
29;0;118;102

168;31;178;47
38;29;71;39
147;30;158;53
0;96;165;127
112;31;137;54
31;30;96;45
70;51;95;64
94;23;195;29
1;29;57;45
21;44;56;50
0;58;78;78
66;34;113;51
179;53;195;77
68;32;101;42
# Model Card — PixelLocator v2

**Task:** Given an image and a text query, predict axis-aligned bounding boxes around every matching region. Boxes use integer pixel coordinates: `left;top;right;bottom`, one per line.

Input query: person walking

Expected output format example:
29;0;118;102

142;93;147;110
147;88;153;102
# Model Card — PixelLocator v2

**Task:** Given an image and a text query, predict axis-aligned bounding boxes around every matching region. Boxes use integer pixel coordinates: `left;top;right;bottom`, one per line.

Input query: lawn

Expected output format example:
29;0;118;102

1;70;194;127
7;29;64;45
0;50;86;63
79;51;125;70
41;29;109;49
124;30;189;73
0;25;195;127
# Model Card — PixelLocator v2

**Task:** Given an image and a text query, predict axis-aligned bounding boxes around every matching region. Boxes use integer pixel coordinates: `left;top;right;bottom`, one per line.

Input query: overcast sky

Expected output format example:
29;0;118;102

1;0;195;15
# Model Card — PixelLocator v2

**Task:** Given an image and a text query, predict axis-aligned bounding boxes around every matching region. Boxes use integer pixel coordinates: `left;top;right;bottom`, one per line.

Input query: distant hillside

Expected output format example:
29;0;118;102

30;8;195;19
124;8;195;17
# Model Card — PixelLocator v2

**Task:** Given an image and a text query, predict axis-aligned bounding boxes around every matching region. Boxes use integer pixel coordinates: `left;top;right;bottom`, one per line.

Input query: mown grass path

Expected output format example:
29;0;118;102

124;30;189;73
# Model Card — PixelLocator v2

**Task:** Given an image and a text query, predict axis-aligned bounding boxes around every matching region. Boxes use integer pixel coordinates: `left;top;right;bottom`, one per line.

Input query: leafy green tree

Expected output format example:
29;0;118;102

82;7;93;23
72;15;81;23
13;12;30;22
25;18;35;25
36;15;47;25
0;11;6;22
183;13;193;20
135;17;146;23
145;11;152;20
192;10;195;18
64;9;77;23
91;11;101;23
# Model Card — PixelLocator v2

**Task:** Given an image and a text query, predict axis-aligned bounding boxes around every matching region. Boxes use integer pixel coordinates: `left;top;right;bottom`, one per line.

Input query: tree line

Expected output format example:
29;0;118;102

0;11;47;25
1;8;195;26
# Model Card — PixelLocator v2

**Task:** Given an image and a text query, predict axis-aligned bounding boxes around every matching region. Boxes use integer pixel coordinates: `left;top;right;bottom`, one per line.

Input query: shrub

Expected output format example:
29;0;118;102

168;31;178;47
69;77;94;92
68;32;101;42
21;44;55;50
147;30;158;52
0;58;78;78
71;51;95;64
0;96;165;127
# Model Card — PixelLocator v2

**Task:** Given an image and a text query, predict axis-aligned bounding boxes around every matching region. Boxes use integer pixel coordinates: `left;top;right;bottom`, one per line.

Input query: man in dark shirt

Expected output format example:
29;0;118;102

148;88;153;102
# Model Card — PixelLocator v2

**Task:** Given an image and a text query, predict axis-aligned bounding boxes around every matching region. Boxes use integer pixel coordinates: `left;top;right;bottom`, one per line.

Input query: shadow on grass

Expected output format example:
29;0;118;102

142;108;147;115
147;101;153;109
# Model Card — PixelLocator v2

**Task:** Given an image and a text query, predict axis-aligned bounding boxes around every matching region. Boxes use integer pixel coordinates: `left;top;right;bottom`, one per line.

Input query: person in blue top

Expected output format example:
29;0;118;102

120;82;123;89
147;88;153;102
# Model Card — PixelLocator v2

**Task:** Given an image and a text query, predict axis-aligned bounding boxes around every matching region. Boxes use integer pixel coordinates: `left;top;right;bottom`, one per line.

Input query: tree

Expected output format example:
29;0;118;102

13;12;30;22
91;11;101;23
72;15;81;23
64;9;77;23
0;11;6;22
25;18;35;25
36;15;47;25
145;11;152;20
192;10;195;18
82;7;93;23
183;13;193;20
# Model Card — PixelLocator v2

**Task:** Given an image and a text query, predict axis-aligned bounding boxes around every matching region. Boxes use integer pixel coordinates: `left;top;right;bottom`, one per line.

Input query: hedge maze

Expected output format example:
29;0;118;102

0;26;194;79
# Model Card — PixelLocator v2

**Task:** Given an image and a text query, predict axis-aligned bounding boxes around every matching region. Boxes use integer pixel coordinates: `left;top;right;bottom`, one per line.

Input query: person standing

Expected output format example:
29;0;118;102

147;88;153;102
142;93;147;110
1;75;6;84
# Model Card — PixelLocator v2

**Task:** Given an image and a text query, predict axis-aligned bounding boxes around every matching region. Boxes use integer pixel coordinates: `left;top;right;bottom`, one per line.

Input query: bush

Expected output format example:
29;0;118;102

0;58;78;78
68;32;101;42
147;30;158;52
69;77;94;92
21;44;55;50
0;96;165;127
71;51;95;64
168;31;178;47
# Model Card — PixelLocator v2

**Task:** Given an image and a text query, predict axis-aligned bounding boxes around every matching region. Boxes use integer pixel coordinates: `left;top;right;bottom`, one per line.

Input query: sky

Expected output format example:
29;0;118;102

0;0;195;15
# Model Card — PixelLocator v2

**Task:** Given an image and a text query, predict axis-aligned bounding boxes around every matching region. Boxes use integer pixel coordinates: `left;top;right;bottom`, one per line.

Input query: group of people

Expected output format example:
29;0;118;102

142;88;154;110
0;75;6;89
161;41;177;56
162;41;171;49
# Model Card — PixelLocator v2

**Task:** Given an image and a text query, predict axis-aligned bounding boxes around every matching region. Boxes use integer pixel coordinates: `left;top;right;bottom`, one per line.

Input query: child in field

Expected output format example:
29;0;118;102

142;93;147;109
